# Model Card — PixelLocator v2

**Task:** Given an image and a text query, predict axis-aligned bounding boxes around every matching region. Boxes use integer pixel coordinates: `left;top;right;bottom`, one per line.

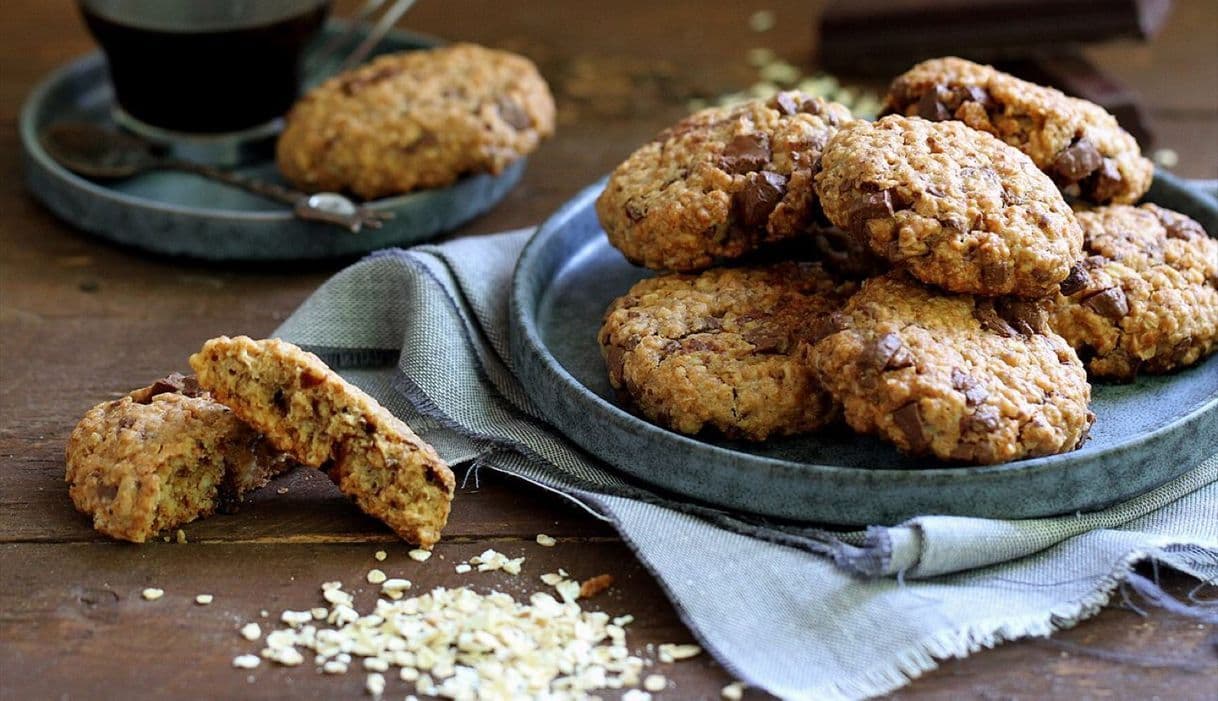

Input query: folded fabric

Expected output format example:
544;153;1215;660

276;226;1216;700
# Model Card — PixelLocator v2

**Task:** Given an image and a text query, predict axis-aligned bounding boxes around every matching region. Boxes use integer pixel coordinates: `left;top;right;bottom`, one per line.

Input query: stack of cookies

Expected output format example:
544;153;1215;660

596;57;1218;465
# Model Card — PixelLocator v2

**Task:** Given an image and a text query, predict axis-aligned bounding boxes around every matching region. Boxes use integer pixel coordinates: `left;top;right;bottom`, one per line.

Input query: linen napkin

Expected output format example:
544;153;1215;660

276;221;1217;700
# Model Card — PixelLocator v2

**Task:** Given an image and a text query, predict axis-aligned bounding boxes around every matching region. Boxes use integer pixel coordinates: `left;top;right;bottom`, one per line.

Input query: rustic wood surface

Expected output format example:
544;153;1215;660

1;1;1216;699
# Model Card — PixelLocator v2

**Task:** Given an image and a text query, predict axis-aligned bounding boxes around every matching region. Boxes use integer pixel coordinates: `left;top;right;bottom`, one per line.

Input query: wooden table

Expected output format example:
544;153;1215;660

2;1;1215;698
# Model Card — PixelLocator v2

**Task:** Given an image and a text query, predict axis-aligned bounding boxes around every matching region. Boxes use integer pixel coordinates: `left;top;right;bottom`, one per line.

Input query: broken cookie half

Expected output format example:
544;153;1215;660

65;373;293;543
189;336;456;548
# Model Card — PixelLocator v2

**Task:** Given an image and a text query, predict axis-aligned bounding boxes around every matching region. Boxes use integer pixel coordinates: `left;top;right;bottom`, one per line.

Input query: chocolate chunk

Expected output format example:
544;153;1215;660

129;372;203;403
341;65;402;95
996;299;1048;335
1052;139;1103;183
624;200;646;223
1156;212;1205;241
772;92;799;116
1059;263;1090;296
604;344;627;383
496;98;532;130
734;171;787;227
1082;286;1129;319
680;337;717;353
851;189;895;229
917;89;951;121
950;85;992;109
742;327;786;353
893;402;930;452
1083;159;1123;203
800;98;824;116
951;368;988;406
865;333;915;371
806;311;847;344
963;405;1001;433
720;133;771;174
973;300;1017;337
980;260;1014;289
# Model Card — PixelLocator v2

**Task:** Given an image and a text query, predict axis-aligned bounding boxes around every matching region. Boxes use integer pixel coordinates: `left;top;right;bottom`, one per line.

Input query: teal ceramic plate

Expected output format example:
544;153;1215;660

20;24;524;261
510;173;1218;524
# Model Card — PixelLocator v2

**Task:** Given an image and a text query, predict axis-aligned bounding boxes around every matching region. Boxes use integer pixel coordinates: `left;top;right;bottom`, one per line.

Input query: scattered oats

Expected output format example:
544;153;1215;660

365;672;385;697
536;533;557;547
555;579;582;604
195;594;214;605
363;657;389;672
321;580;343;591
454;563;472;574
541;572;564;586
240;622;262;641
162;535;170;542
276;486;289;494
322;660;349;675
141;587;164;601
311;607;328;620
658;643;702;662
759;60;800;85
232;654;261;669
259;609;269;618
747;47;776;67
643;674;667;692
614;614;635;627
623;690;653;701
281;610;313;627
366;569;387;585
748;9;775;31
263;646;304;666
400;667;419;682
722;681;747;700
176;529;187;544
408;548;432;562
579;574;614;599
381;578;412;595
374;550;387;562
1153;148;1179;168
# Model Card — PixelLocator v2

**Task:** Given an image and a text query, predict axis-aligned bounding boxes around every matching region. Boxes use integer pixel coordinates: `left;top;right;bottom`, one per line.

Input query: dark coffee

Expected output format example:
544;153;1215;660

80;0;329;134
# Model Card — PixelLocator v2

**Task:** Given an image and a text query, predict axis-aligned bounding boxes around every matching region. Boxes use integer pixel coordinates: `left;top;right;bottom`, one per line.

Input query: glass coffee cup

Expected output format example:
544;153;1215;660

78;0;330;147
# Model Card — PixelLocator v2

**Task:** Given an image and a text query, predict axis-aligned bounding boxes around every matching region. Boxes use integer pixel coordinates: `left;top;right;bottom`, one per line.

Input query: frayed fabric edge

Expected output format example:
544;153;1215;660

764;546;1215;701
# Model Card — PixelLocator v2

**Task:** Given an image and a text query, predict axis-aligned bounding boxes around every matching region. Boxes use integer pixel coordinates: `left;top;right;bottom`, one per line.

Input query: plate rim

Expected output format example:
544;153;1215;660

509;176;1218;520
19;24;524;239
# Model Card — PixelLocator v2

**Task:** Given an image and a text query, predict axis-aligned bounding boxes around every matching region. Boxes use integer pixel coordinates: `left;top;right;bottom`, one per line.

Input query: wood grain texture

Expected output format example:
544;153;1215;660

1;0;1216;699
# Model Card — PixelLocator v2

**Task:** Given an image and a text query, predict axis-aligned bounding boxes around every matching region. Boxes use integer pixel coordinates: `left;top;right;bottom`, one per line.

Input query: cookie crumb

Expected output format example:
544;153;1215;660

455;563;472;574
176;529;187;544
276;487;289;495
366;569;387;585
232;654;261;669
195;594;214;605
643;674;667;692
535;533;556;547
408;548;432;562
579;574;614;599
722;681;747;700
141;587;164;601
374;550;387;562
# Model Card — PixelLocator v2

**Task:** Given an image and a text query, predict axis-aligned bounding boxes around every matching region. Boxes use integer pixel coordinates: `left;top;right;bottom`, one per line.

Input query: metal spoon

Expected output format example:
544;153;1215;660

40;122;391;233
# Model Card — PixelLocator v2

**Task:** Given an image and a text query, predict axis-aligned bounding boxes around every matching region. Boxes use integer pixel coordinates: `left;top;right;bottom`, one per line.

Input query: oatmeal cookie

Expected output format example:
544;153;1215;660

883;57;1153;204
815;115;1083;297
190;337;455;547
1048;204;1218;379
808;273;1093;464
277;44;555;200
596;92;852;272
598;263;855;441
66;374;291;543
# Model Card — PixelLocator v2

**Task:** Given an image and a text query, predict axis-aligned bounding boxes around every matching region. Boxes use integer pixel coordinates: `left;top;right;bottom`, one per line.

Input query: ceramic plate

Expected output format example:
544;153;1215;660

20;24;525;261
509;172;1218;524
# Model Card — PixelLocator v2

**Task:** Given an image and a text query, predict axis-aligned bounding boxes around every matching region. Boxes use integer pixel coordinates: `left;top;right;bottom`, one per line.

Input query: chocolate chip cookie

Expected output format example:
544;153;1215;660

190;337;455;547
815;115;1083;297
598;263;856;441
277;44;555;200
596;92;853;272
883;57;1153;205
66;374;291;543
808;273;1093;464
1049;204;1218;380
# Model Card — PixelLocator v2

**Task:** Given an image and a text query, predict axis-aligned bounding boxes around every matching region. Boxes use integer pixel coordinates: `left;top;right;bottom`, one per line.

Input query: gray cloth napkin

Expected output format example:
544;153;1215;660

276;230;1217;701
